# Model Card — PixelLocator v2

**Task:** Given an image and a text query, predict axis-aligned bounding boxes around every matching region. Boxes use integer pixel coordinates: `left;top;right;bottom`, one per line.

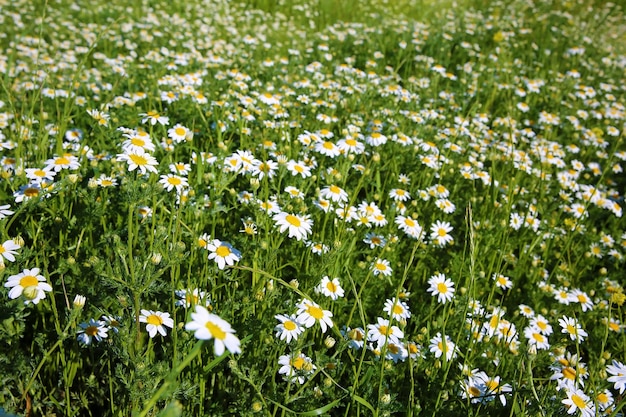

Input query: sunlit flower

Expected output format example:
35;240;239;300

371;258;392;277
367;317;404;347
0;239;20;262
140;110;169;126
427;273;455;304
558;316;587;342
274;314;304;343
5;268;52;305
0;204;14;219
296;299;333;333
429;332;457;361
175;288;210;308
278;352;316;384
430;220;453;246
167;124;192;143
606;360;626;394
493;273;513;290
116;148;158;175
320;185;348;203
206;239;241;270
383;297;411;321
159;174;188;193
185;305;241;355
139;310;174;338
273;212;313;241
561;385;595;417
316;276;345;300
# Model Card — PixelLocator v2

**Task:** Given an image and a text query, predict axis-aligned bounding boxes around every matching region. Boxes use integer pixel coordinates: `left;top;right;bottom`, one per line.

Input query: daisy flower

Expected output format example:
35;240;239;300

493;273;513;290
558;316;588;342
77;319;109;345
206;239;241;270
4;268;52;305
523;326;550;352
167;124;192;143
175;288;210;308
0;239;20;262
185;305;241;355
426;273;455;304
0;204;14;219
274;314;304;343
121;130;155;153
316;276;345;300
367;317;404;347
561;385;595;417
383;297;411;321
606;360;626;394
342;327;366;349
140;110;169;126
116;148;159;175
568;289;593;311
296;299;333;333
278;353;316;384
273;212;313;241
159;174;188;193
371;258;393;277
139;310;174;338
389;188;410;202
429;332;457;361
319;185;349;204
430;220;453;246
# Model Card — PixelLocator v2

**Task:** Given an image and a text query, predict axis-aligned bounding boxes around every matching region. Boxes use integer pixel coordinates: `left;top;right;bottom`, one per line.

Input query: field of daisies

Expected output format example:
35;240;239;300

1;0;625;415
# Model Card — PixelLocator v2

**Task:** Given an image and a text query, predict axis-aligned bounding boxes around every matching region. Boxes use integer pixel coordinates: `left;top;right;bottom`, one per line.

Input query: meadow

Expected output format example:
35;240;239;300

0;0;625;415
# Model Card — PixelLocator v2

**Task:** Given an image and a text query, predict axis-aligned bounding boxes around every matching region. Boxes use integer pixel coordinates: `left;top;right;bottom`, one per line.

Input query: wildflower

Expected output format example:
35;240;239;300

320;185;348;204
94;174;117;187
296;299;334;333
430;220;453;246
363;233;386;248
530;315;553;335
77;319;109;345
429;332;457;361
287;160;312;178
316;276;345;300
139;310;174;338
206;239;241;270
568;289;593;311
558;316;588;343
274;314;304;343
383;298;411;321
140;110;169;126
116;148;159;175
273;212;313;241
167;124;192;143
25;166;56;183
121;130;155;153
278;353;316;384
493;273;513;290
367;317;404;347
185;305;241;355
427;273;455;304
138;206;153;219
239;218;258;235
159;174;188;193
561;385;595;417
523;326;550;352
389;188;410;202
0;204;14;219
5;268;52;305
175;288;210;308
44;154;80;172
371;258;393;277
343;327;366;349
0;239;20;262
101;315;121;333
395;215;424;239
73;294;86;309
606;360;626;394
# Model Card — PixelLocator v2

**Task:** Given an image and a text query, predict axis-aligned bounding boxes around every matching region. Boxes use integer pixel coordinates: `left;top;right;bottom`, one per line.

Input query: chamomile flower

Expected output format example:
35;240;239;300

493;273;513;290
371;258;393;277
383;297;411;321
606;360;626;394
139;310;174;338
159;174;188;193
296;299;334;333
558;316;588;342
367;317;404;346
0;239;20;262
343;326;366;349
140;110;170;126
561;385;595;417
5;268;52;305
316;276;344;300
278;353;316;384
427;273;455;304
185;305;241;355
117;148;159;175
0;204;14;219
430;220;453;246
429;332;457;361
274;314;304;343
206;239;241;270
273;212;313;241
363;233;386;248
175;288;210;308
320;185;349;203
524;325;550;352
77;319;109;345
167;124;192;143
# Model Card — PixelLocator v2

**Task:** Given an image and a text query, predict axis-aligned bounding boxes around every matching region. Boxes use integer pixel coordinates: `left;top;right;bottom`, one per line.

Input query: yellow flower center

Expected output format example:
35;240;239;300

146;315;163;326
55;156;69;165
292;356;305;370
205;321;226;340
20;275;39;288
216;245;231;258
566;324;576;335
469;386;481;397
437;282;448;294
129;154;148;166
285;214;301;227
571;394;586;409
25;187;40;197
404;218;415;227
329;185;340;194
562;367;576;380
392;304;404;315
326;281;337;293
86;326;99;336
168;177;182;185
306;305;324;320
322;141;334;149
438;228;448;237
284;321;297;331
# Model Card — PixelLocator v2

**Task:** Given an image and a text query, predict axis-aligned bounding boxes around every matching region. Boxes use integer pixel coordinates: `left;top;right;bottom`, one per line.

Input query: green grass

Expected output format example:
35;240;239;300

0;0;625;416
